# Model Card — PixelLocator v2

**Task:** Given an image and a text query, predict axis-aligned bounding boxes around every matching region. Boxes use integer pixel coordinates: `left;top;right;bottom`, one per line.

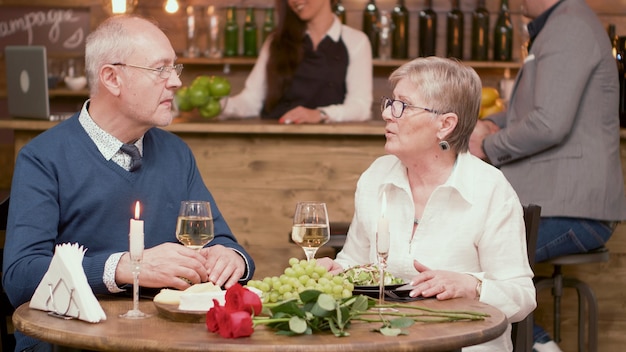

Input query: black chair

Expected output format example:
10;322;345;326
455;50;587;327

0;196;15;352
512;204;542;352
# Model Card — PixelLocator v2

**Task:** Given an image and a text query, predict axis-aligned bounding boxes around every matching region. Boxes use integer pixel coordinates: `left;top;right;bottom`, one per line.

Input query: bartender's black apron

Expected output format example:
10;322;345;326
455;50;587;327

262;32;349;119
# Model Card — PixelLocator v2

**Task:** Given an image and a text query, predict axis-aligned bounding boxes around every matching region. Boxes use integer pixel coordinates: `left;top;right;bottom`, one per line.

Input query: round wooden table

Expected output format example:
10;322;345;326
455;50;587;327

13;297;507;352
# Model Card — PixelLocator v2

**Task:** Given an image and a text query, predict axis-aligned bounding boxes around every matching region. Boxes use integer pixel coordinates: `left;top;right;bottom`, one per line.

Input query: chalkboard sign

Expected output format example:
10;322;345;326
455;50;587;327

0;6;91;56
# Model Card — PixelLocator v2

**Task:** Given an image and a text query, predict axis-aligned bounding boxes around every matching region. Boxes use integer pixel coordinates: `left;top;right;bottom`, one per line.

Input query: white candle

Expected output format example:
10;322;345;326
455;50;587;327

129;201;144;259
377;193;390;253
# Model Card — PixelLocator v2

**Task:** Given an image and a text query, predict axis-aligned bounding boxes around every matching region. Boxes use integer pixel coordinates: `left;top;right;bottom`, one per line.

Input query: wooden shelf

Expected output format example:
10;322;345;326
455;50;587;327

176;56;521;70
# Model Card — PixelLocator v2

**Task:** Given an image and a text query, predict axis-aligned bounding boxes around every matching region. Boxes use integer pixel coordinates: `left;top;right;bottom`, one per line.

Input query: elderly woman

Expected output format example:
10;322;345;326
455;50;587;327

318;57;536;351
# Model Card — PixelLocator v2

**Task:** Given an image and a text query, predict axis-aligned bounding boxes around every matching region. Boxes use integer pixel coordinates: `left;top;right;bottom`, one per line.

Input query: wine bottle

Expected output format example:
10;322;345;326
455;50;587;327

391;0;409;59
223;6;239;57
617;36;626;127
334;0;346;24
470;0;489;61
262;7;275;44
243;7;258;57
446;0;464;59
418;0;437;57
608;24;617;58
493;0;513;61
363;0;380;58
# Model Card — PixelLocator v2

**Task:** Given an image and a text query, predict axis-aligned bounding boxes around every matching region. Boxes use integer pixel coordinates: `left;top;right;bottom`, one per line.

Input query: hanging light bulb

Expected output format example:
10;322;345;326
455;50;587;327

164;0;180;14
103;0;138;15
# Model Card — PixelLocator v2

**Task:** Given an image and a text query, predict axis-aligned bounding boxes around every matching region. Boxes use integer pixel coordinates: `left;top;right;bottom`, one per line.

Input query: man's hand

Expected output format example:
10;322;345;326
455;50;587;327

469;119;499;160
116;243;209;290
199;245;246;289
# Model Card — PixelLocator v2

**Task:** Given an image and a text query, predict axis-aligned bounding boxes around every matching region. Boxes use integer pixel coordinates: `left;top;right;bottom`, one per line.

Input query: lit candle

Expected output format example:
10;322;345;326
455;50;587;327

129;201;144;259
377;192;390;253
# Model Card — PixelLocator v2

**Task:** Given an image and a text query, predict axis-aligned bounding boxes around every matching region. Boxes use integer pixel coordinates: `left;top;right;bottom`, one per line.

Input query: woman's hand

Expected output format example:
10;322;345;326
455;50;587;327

316;257;344;275
279;106;327;124
409;260;479;300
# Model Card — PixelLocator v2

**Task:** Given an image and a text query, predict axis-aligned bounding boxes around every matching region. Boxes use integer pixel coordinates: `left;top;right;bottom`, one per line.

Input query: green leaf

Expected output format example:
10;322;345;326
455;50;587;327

317;294;337;311
299;290;322;304
389;317;415;328
379;326;405;336
289;316;308;334
350;295;370;313
271;300;305;318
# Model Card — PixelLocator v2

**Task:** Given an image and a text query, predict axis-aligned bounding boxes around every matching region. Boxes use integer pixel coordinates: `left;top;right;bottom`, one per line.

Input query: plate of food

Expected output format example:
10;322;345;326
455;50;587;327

342;264;406;297
153;282;225;323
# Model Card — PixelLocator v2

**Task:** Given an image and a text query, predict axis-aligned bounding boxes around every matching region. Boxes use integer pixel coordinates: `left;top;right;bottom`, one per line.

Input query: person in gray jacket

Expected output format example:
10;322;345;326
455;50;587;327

469;0;626;351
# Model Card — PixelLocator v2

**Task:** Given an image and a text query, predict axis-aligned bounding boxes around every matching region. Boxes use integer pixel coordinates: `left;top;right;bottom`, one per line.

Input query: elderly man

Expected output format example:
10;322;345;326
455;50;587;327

3;15;255;351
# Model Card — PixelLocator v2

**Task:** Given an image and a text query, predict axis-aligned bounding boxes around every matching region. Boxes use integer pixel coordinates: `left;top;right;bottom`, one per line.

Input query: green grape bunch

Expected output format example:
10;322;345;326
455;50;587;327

246;258;355;303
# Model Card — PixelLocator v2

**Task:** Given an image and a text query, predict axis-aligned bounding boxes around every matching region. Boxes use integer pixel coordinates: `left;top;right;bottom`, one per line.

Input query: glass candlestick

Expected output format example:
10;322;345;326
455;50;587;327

121;206;151;319
120;254;150;319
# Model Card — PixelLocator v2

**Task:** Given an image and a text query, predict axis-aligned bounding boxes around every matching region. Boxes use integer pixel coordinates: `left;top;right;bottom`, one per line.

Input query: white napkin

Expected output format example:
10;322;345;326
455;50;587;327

30;243;107;323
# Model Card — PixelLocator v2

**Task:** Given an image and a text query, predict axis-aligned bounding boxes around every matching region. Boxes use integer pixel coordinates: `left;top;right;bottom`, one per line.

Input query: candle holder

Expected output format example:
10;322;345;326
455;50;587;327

120;201;150;319
120;251;150;319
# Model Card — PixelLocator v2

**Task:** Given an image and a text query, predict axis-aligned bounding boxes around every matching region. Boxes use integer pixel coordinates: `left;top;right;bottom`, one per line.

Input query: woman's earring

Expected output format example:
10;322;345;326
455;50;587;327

439;140;450;151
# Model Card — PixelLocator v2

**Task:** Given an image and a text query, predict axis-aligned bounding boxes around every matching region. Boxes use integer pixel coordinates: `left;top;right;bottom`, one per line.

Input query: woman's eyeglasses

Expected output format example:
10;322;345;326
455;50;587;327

380;96;441;119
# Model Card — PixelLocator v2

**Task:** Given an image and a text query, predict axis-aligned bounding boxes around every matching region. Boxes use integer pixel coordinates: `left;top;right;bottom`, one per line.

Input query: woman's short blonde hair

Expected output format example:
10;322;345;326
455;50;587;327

389;57;482;153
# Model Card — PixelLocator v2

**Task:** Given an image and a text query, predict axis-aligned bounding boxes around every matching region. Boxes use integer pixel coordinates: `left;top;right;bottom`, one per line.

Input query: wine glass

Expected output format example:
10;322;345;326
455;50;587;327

291;201;330;262
176;201;215;250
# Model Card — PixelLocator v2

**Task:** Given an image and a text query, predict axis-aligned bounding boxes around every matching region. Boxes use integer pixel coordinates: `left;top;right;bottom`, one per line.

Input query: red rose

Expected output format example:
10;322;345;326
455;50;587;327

225;284;262;315
218;311;254;338
205;299;226;333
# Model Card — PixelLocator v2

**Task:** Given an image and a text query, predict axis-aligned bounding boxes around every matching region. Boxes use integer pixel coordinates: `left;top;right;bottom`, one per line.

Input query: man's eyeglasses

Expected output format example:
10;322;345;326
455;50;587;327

380;96;441;119
112;63;183;79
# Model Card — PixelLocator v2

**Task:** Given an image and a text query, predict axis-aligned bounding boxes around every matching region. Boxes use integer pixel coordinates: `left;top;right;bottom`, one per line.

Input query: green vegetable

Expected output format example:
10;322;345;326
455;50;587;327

342;264;405;286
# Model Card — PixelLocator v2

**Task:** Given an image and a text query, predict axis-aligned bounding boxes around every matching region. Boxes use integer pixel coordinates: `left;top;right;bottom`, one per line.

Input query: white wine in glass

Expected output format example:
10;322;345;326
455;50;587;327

291;202;330;262
176;201;214;250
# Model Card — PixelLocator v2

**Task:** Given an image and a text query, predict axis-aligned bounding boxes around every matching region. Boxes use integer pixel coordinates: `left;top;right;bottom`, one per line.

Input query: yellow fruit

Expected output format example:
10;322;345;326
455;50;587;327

480;98;505;119
481;87;500;107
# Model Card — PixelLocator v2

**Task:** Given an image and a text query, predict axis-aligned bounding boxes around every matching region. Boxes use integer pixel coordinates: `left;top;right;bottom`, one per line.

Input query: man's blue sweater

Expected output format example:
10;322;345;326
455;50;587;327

3;115;255;309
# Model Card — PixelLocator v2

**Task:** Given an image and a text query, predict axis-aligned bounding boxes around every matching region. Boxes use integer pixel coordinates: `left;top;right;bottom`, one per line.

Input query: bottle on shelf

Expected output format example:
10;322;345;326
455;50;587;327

243;7;258;57
262;7;275;45
379;11;392;60
617;36;626;127
470;0;489;61
446;0;464;59
362;0;380;58
493;0;513;61
205;5;222;58
608;24;618;58
418;0;437;57
224;6;239;57
391;0;409;59
184;6;201;58
334;0;346;24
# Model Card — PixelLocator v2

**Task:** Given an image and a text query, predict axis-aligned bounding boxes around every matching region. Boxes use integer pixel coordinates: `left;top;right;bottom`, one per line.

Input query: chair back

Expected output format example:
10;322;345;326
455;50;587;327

512;203;542;352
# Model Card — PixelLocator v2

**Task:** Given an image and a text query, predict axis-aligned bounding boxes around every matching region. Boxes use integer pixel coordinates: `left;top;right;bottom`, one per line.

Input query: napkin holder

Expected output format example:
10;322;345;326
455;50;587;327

30;243;107;323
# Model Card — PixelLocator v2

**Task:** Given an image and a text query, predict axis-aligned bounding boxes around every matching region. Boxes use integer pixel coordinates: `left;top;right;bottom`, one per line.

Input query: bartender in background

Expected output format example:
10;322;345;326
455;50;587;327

469;0;626;350
221;0;373;124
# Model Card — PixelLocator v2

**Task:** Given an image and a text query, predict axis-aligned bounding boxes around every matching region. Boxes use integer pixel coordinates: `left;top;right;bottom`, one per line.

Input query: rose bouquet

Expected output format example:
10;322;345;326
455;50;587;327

206;284;489;339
